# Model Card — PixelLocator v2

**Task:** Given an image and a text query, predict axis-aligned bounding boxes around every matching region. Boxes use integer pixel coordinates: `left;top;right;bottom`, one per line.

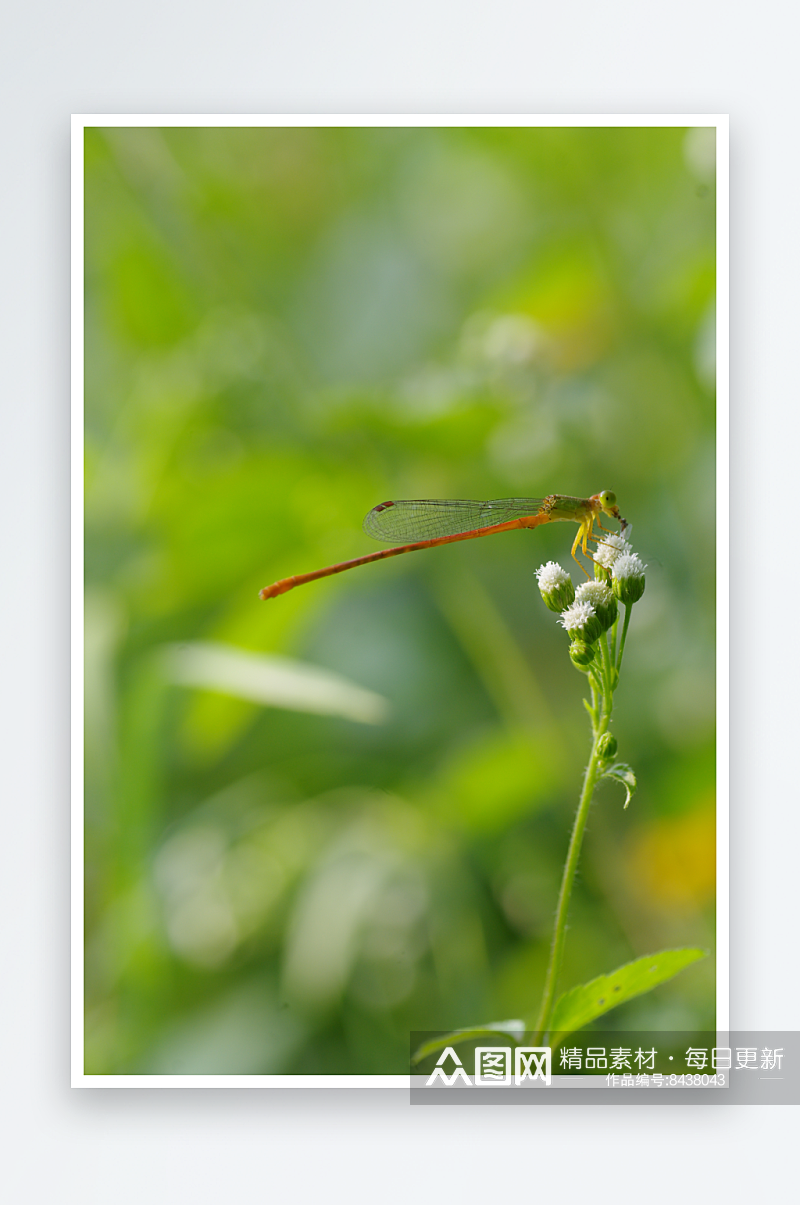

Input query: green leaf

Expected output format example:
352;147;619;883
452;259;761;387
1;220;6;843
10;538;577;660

411;1020;526;1066
602;761;637;808
549;948;707;1038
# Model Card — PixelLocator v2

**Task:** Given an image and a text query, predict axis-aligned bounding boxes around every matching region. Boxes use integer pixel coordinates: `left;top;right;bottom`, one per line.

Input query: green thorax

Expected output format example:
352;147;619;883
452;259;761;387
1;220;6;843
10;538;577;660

540;494;595;523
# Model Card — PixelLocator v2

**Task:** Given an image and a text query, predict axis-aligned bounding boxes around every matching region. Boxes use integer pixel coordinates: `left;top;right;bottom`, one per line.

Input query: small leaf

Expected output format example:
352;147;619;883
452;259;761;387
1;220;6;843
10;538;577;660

602;761;636;808
411;1020;526;1066
549;948;707;1038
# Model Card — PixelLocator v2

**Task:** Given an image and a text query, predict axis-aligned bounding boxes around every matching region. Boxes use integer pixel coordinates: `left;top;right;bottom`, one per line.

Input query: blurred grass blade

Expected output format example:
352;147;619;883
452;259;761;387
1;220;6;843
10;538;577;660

162;642;389;724
412;1020;526;1065
548;948;708;1039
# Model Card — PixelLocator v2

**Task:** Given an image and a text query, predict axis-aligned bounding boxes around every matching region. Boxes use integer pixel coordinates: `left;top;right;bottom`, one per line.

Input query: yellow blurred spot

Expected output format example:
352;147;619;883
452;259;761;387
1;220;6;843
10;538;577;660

625;796;716;910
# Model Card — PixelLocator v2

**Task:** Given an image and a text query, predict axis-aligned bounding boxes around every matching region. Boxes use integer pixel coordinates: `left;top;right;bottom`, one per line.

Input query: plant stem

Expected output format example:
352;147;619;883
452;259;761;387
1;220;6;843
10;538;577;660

587;666;600;719
616;603;632;673
597;631;614;694
532;638;613;1043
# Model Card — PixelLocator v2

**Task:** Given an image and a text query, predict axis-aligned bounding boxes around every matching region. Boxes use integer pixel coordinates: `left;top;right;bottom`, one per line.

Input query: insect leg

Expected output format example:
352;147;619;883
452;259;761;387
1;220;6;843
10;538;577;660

570;519;593;579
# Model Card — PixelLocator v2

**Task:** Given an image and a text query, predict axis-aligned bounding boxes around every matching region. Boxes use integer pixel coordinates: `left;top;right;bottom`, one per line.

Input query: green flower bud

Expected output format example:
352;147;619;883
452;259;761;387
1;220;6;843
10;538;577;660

596;733;618;761
535;561;575;613
575;581;618;632
612;553;646;605
569;641;596;668
559;601;604;644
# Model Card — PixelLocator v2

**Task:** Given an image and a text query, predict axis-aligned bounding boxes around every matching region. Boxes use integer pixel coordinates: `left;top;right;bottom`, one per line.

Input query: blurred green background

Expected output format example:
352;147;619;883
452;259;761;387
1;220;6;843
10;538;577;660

84;125;716;1075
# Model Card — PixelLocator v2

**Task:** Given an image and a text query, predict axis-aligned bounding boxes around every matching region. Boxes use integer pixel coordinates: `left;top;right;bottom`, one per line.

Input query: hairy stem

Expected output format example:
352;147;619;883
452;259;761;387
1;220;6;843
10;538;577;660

616;603;632;673
532;636;613;1043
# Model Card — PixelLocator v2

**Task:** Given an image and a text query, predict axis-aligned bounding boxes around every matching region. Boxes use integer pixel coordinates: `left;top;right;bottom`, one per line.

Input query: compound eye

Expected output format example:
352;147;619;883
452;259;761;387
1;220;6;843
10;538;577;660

601;490;616;507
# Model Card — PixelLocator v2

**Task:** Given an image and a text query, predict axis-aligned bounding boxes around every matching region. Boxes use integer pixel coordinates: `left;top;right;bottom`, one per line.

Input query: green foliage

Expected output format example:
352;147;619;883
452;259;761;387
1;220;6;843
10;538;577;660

84;125;716;1075
549;948;708;1039
410;948;706;1064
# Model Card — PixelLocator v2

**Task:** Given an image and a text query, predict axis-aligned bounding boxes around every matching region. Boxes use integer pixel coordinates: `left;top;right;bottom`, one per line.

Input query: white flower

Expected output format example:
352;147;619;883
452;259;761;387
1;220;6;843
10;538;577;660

611;552;646;605
574;579;617;631
536;560;575;614
593;533;632;570
559;601;596;633
612;553;646;582
535;561;570;591
575;581;613;608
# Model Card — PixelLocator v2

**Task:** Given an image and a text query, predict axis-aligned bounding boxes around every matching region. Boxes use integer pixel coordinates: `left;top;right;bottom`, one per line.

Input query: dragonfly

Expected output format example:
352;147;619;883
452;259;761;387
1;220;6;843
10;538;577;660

259;490;628;600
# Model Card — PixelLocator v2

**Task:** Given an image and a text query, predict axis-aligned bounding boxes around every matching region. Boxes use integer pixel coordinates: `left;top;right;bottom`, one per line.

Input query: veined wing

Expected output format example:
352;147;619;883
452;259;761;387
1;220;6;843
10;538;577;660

362;498;547;544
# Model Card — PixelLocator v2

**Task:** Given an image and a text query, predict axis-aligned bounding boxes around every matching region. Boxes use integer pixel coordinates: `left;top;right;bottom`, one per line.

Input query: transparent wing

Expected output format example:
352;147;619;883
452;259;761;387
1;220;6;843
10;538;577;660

362;498;547;543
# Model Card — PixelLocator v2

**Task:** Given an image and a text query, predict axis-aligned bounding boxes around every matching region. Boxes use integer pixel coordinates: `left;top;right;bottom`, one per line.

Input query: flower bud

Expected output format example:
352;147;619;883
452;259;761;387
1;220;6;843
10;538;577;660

535;561;575;613
596;733;618;761
611;553;646;605
575;581;618;632
559;601;603;644
593;533;632;573
569;641;596;668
